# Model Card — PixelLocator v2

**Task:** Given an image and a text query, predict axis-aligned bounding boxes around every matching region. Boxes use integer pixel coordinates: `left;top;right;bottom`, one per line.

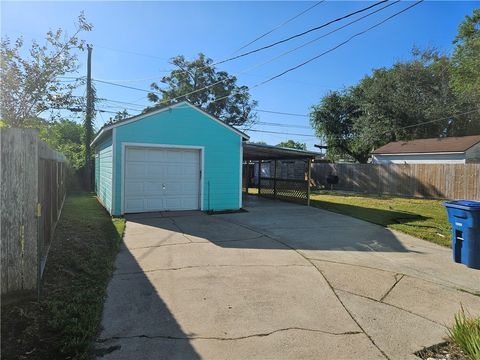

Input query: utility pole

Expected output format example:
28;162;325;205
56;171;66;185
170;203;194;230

84;45;93;190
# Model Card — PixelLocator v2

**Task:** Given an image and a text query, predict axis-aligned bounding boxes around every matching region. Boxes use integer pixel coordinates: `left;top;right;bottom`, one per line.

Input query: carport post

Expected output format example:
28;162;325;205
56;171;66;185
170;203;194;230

273;160;277;198
307;159;312;206
258;161;261;196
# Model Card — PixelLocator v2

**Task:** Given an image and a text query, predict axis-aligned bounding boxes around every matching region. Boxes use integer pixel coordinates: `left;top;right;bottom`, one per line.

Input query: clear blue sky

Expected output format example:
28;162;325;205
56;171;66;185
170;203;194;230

1;1;478;150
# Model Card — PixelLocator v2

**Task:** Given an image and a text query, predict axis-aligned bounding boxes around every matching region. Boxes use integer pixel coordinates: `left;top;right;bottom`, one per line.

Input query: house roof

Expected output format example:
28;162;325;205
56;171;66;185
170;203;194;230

244;143;321;160
91;100;249;146
371;135;480;155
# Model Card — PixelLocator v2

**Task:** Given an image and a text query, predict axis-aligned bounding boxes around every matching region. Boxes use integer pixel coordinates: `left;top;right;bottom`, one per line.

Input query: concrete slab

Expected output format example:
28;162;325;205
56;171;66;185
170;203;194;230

98;196;480;359
123;218;190;249
170;214;261;243
383;275;480;326
337;290;447;360
114;237;307;275
100;266;360;340
98;329;385;360
311;259;399;301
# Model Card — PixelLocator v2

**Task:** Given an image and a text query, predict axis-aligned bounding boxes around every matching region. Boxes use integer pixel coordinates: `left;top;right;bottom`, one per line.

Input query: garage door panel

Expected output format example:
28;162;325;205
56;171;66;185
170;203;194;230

165;165;183;177
145;197;165;211
125;147;200;213
126;148;146;161
146;164;165;177
143;182;164;194
125;198;145;212
125;181;144;195
146;149;167;162
126;163;147;178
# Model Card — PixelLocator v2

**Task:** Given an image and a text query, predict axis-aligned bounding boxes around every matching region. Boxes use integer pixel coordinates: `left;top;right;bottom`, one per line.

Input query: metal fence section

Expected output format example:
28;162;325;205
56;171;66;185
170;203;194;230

1;128;66;300
311;163;480;200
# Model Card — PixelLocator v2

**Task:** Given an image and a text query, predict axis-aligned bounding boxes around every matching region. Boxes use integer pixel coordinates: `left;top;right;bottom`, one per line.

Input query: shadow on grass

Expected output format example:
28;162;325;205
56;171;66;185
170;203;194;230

309;198;428;228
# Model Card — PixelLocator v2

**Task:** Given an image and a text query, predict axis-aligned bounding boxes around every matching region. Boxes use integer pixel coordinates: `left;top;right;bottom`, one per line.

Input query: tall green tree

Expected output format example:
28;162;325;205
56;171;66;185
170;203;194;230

277;139;307;150
147;53;257;126
451;9;480;102
39;119;85;169
310;90;368;163
0;13;92;127
311;48;480;163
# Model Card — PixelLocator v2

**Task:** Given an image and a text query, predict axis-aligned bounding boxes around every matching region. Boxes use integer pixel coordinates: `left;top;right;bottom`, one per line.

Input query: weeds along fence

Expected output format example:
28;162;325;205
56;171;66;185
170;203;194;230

1;128;66;300
311;163;480;200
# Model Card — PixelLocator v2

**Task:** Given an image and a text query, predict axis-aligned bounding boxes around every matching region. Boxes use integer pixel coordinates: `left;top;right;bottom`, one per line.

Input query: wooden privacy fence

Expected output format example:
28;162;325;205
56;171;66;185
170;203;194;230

312;163;480;200
1;128;66;299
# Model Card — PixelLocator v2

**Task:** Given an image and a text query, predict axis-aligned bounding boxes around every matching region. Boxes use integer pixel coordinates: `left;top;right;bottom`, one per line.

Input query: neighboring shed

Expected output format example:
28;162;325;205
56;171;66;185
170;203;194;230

371;135;480;164
91;101;248;215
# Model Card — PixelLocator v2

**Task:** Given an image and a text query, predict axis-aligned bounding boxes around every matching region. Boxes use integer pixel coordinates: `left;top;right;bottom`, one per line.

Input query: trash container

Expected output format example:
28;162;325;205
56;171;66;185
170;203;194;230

443;200;480;270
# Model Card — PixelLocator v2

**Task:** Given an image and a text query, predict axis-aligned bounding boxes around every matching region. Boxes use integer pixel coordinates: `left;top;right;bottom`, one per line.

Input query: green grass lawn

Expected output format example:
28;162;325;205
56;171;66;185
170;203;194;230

1;193;125;360
310;192;451;247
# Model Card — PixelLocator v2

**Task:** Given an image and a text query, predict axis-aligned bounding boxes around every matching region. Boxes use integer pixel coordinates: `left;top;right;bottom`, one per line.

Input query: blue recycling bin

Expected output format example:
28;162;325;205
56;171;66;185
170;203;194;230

443;200;480;269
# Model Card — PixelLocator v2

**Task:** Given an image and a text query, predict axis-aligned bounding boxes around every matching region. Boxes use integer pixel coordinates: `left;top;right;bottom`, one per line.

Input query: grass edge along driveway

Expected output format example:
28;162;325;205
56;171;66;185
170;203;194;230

310;191;450;247
1;192;125;360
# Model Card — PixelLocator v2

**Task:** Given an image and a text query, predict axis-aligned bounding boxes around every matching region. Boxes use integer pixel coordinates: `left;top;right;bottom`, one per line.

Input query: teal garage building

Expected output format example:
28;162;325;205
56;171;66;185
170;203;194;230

92;101;249;216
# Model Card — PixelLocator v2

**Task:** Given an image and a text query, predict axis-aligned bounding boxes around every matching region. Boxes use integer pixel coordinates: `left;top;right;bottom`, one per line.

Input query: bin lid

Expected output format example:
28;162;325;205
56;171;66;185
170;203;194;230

444;200;480;209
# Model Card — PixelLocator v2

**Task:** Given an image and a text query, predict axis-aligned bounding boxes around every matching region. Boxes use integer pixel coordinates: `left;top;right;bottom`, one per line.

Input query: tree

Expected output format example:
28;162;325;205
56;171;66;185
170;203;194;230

0;13;92;127
38;119;85;169
310;90;368;163
147;53;257;126
311;48;480;163
451;9;480;102
277;140;307;150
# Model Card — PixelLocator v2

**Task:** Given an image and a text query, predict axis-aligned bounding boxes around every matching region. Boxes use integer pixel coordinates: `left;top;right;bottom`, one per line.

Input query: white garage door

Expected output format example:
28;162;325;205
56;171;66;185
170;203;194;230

124;147;201;213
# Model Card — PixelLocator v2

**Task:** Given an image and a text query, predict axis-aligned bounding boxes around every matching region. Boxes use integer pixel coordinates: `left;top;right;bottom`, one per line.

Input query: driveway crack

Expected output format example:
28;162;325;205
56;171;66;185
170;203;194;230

97;327;363;343
379;274;404;302
114;264;310;276
215;217;390;360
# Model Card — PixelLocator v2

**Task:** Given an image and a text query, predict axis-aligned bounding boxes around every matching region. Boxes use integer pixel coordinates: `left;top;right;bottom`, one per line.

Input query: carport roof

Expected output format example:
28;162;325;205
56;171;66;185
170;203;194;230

244;143;321;160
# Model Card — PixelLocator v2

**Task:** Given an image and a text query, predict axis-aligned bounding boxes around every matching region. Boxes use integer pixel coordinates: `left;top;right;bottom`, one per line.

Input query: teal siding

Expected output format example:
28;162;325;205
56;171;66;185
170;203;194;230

113;104;242;215
95;135;113;213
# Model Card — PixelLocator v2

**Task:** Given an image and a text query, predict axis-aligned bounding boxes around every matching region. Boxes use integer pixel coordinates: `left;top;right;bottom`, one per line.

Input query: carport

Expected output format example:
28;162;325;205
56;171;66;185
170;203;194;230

243;143;319;205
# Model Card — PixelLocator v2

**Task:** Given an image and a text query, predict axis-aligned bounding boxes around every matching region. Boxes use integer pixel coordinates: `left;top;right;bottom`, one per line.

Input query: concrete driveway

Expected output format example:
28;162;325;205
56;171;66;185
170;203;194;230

96;196;480;360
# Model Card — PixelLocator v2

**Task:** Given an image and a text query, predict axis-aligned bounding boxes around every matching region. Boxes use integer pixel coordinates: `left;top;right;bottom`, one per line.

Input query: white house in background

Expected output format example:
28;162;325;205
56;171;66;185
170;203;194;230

371;135;480;164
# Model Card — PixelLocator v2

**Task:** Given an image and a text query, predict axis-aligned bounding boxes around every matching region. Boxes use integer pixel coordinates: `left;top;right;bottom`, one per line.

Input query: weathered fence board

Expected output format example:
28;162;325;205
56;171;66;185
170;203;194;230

1;128;66;299
312;163;480;200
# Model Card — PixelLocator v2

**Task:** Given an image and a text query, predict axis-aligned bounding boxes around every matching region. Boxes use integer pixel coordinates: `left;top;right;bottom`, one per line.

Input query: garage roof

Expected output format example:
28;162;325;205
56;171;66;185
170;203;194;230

372;135;480;155
244;143;321;160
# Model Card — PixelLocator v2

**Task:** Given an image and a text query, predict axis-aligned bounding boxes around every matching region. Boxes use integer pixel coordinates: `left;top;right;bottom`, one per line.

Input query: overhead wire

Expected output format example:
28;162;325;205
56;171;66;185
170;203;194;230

232;1;325;53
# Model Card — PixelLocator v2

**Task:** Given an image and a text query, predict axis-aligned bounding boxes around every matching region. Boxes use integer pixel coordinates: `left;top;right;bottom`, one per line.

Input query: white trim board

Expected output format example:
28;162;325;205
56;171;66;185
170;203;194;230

120;142;205;215
91;101;249;146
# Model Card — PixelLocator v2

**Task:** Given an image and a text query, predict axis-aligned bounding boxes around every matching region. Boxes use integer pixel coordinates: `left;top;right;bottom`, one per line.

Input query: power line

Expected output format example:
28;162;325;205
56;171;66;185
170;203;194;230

245;129;317;137
256;109;308;117
242;0;400;74
255;121;311;129
215;0;389;66
233;1;325;53
256;0;424;87
96;0;392;89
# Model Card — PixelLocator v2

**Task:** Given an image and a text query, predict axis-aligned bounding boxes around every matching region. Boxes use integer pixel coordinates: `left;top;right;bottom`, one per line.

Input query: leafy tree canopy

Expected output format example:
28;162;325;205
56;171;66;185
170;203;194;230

147;53;257;126
277;139;307;150
0;13;92;127
311;46;479;163
38;119;85;169
451;9;480;102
